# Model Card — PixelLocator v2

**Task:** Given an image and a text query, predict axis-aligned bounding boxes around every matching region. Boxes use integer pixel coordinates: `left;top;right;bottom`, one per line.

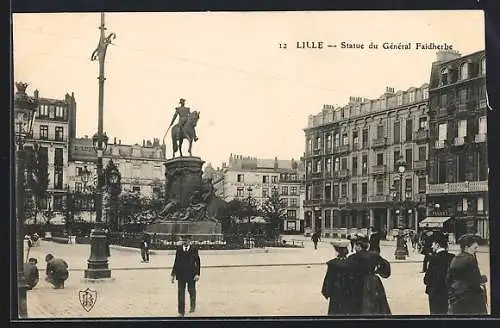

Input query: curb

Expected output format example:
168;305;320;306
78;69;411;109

38;259;423;272
109;245;300;255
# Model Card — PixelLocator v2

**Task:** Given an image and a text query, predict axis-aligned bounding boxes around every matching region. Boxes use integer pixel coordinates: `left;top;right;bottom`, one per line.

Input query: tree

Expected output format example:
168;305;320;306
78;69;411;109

104;160;122;231
24;144;50;224
260;188;287;240
118;191;144;225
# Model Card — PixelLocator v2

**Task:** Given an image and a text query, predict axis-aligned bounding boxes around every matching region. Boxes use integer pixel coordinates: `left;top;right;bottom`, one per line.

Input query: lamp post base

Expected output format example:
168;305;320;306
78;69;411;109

394;234;407;260
84;227;111;279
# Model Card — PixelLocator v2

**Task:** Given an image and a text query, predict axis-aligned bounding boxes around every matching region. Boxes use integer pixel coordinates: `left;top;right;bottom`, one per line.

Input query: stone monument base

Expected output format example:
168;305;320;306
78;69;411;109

145;221;223;242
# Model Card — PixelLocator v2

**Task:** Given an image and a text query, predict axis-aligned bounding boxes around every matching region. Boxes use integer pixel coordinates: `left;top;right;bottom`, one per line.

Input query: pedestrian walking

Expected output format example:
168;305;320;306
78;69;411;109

44;254;69;289
140;234;150;263
312;231;321;250
171;235;201;317
411;231;419;253
24;257;39;290
347;234;391;315
423;231;455;315
447;233;488;315
420;230;434;273
321;239;356;316
368;227;381;254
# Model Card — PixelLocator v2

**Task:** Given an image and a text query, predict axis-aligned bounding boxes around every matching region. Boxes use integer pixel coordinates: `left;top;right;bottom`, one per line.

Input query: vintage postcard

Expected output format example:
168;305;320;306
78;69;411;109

12;10;489;318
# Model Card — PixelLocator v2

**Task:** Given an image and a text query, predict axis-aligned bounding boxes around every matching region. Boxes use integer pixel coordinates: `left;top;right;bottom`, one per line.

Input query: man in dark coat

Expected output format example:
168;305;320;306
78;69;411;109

45;254;69;289
424;232;455;314
447;234;488;315
347;234;391;315
171;235;201;317
420;230;434;273
312;231;321;250
140;233;150;263
321;239;356;315
368;227;381;254
24;257;39;290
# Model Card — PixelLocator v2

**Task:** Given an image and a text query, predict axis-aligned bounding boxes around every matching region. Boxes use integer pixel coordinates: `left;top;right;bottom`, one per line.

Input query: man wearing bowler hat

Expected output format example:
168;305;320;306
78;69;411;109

171;235;201;317
423;231;455;314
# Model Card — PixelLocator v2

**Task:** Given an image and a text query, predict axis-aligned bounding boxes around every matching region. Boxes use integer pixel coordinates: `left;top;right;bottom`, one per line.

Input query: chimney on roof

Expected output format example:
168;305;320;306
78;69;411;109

114;137;117;145
142;140;145;147
119;139;121;145
384;87;395;97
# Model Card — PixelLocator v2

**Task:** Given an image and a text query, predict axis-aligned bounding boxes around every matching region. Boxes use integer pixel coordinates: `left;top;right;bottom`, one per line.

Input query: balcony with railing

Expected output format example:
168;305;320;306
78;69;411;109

438;107;448;117
372;137;387;149
427;180;489;194
303;199;322;207
371;165;386;175
370;194;388;202
310;171;323;180
475;133;486;143
414;129;429;143
414;160;427;171
338;197;348;206
335;144;350;154
336;169;350;179
454;137;465;146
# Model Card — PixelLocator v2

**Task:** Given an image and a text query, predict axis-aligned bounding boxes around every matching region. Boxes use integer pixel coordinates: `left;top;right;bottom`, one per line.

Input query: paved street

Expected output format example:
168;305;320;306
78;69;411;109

25;239;490;318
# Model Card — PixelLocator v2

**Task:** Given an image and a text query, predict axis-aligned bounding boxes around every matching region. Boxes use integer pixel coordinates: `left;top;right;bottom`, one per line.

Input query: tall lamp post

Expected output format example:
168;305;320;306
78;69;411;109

84;12;115;280
394;156;407;260
14;82;38;318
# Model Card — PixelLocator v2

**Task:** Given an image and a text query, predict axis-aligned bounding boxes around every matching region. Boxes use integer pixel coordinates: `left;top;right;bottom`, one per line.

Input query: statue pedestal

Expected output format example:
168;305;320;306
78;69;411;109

164;156;204;208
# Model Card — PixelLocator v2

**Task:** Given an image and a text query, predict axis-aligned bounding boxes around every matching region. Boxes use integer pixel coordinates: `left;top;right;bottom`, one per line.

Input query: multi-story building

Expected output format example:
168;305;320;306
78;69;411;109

24;89;77;223
67;136;167;222
425;50;488;240
213;154;306;232
303;84;430;238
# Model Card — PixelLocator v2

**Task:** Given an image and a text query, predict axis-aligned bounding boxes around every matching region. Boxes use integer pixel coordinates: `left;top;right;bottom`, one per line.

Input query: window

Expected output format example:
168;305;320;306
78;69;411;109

54;148;64;166
326;158;332;174
325;184;332;200
316;136;321;150
287;210;297;219
290;198;298;207
409;91;416;103
49;105;55;119
307;139;312;153
53;195;64;211
393;121;401;143
55;127;64;141
341;183;347;197
423;87;429;100
334;133;340;147
280;198;288;207
341;158;348;170
406;119;413;141
376;180;384;194
39;104;49;117
352;156;358;176
75;182;82;192
440;68;448;85
262;188;268;198
376;153;384;166
324;210;331;228
342;133;348;145
352;183;358;202
394;150;401;167
397;94;403;106
55;106;65;118
326;134;332;151
438;123;447;141
459;63;469;80
405;149;413;168
481;57;486;75
306;162;312;175
418;177;426;193
316;160;322;172
361;182;368;195
362;155;368;174
458;120;467;138
281;186;288;195
477;197;484;212
132;186;141;192
39;125;49;139
271;176;278;183
457;152;466;182
458;88;469;104
438;156;447;184
236;187;244;197
333;184;339;200
405;178;412;191
377;125;384;139
418;117;428;130
479;116;487;134
290;186;297;195
334;158;340;171
362;129;368;147
418;146;426;161
352;130;359;145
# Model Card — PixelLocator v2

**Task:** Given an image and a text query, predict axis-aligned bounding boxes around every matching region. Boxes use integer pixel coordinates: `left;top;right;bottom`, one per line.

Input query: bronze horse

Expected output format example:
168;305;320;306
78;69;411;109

171;111;199;157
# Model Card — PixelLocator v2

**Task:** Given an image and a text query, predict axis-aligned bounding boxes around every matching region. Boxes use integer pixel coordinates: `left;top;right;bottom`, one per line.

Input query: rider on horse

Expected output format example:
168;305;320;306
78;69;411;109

169;98;198;142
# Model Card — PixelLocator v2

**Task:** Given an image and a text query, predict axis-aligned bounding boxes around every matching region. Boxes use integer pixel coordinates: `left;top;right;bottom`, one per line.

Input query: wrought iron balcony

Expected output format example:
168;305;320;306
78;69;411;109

427;181;488;194
371;165;386;175
338;197;348;205
303;199;322;207
336;169;350;179
413;160;427;171
372;137;387;149
474;134;486;143
335;144;350;154
370;194;388;202
454;137;465;146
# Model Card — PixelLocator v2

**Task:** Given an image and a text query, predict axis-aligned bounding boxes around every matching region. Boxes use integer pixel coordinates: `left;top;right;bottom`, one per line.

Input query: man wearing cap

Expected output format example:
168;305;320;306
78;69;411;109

321;239;356;315
171;235;201;317
311;230;321;250
368;227;381;254
168;98;198;142
346;233;391;315
423;231;455;314
45;253;69;289
446;233;488;314
24;257;40;290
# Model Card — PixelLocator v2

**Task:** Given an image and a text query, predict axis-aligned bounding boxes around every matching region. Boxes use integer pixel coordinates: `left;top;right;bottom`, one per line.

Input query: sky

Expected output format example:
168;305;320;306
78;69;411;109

13;10;485;169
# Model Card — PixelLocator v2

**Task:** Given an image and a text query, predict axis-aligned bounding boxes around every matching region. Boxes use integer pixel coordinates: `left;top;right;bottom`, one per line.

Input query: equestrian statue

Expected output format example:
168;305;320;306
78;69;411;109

164;98;200;158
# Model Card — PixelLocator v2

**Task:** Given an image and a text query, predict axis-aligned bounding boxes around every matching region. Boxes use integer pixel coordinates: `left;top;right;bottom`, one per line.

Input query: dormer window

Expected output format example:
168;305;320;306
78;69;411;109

408;91;415;103
423;87;429;100
397;94;403;106
440;68;449;86
459;63;469;80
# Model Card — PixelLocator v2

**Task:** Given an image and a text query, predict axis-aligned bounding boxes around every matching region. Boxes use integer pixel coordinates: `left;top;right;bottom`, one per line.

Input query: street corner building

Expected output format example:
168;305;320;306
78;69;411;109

302;49;488;242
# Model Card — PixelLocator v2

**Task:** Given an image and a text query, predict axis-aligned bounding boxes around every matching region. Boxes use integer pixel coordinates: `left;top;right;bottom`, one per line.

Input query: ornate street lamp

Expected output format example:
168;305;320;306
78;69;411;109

84;12;115;280
14;81;38;318
394;155;407;260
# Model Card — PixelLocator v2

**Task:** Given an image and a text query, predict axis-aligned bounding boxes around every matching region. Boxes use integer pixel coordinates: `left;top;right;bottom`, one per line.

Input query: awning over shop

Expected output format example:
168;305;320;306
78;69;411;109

419;216;451;228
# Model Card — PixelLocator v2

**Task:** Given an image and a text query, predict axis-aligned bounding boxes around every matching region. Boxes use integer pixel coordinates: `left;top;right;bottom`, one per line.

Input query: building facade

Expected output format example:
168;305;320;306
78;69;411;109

213;154;306;232
67;137;166;222
426;50;488;240
23;90;77;223
303;84;430;237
